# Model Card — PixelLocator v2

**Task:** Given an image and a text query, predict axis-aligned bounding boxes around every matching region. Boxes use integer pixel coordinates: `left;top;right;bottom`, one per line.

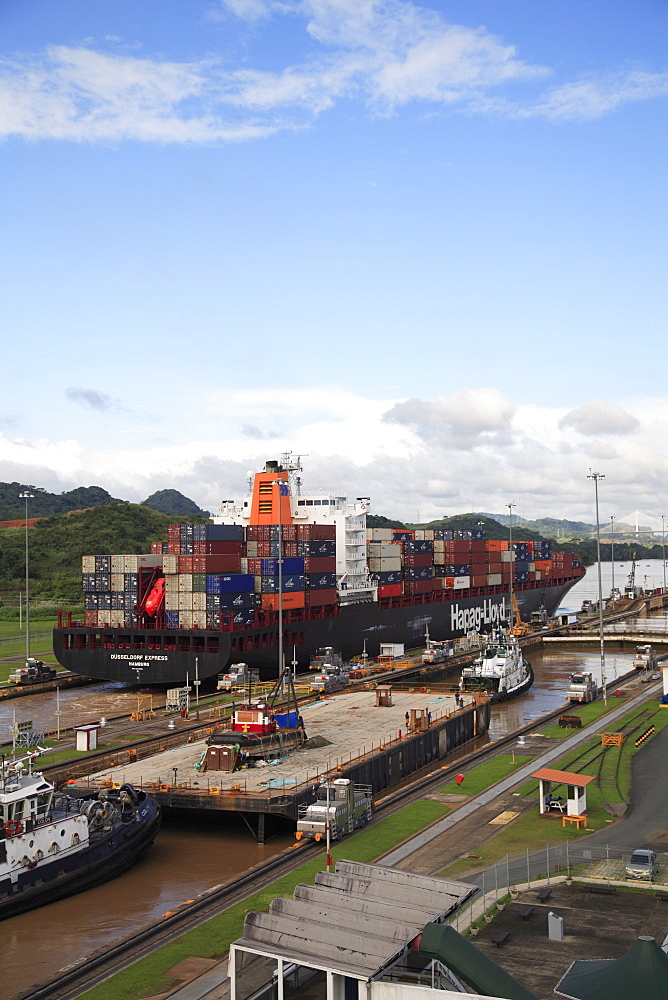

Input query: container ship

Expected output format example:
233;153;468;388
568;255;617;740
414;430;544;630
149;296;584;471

53;456;585;685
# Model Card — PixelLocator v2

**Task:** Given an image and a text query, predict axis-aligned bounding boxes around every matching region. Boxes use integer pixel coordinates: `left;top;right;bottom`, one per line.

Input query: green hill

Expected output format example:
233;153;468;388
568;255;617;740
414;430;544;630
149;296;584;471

0;504;206;605
0;483;125;520
142;489;209;518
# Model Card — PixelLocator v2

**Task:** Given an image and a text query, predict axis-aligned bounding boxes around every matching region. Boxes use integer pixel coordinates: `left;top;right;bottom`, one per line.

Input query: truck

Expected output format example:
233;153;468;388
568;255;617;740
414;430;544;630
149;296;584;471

8;658;57;685
310;668;350;693
421;640;452;664
295;778;373;842
216;662;260;691
633;645;658;671
566;671;599;704
309;647;346;672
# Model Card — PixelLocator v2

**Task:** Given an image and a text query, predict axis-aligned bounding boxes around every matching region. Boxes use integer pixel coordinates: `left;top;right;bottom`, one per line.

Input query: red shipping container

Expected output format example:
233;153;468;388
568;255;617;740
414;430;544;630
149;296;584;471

403;552;432;567
84;610;99;626
202;541;245;555
471;575;487;586
179;555;194;574
486;540;509;552
378;583;402;597
404;579;438;594
470;540;487;553
261;592;305;610
167;542;180;555
193;555;242;573
310;525;336;540
304;588;338;607
303;557;337;573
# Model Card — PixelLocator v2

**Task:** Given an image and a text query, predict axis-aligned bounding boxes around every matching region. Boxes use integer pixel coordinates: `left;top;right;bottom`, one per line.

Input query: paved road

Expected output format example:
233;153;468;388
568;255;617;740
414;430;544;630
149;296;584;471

581;717;668;852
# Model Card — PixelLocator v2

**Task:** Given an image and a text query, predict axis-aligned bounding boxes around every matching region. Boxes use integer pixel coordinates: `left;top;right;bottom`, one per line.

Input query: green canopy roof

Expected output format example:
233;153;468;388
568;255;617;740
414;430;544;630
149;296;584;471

419;922;539;1000
555;936;668;1000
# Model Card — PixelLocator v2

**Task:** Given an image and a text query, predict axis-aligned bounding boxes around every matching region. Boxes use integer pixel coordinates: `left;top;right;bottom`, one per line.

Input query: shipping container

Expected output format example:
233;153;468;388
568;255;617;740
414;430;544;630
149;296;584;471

261;592;305;611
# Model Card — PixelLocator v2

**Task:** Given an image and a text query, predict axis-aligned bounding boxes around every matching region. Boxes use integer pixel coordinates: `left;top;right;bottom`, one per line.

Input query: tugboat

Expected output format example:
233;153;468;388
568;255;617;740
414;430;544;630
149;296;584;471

0;750;160;920
459;632;533;702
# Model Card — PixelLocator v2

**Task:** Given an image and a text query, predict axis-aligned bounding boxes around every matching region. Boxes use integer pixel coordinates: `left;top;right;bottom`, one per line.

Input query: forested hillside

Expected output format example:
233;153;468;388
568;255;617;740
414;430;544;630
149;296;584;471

0;504;205;604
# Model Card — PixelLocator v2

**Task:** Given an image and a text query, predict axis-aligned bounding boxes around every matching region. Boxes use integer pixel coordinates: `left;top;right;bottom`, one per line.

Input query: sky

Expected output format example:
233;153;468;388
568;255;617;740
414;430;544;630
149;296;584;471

1;0;667;526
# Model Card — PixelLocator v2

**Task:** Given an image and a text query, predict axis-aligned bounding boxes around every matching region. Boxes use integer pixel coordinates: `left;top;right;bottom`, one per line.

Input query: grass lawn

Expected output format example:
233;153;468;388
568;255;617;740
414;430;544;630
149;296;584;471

439;754;534;796
437;702;668;881
79;799;451;1000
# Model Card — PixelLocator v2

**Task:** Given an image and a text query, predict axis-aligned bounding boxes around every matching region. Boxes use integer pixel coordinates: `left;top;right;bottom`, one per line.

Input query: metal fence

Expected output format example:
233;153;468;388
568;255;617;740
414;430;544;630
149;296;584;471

449;842;668;932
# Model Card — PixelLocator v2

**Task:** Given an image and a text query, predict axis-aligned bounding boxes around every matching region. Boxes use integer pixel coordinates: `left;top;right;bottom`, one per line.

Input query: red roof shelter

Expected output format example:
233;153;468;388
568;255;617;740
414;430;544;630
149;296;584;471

531;767;594;819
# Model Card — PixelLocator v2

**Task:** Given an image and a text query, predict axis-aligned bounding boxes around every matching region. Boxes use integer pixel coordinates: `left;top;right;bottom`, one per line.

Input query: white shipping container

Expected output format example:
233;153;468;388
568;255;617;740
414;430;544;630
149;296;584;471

379;642;405;658
192;593;207;611
98;610;112;626
124;554;164;573
82;555;95;573
366;528;393;541
111;554;125;573
111;573;125;592
163;554;179;575
180;611;194;628
178;592;193;610
487;574;503;586
165;593;180;611
110;610;124;626
192;611;207;628
178;573;193;593
165;574;179;593
454;576;470;589
247;541;259;557
500;551;515;563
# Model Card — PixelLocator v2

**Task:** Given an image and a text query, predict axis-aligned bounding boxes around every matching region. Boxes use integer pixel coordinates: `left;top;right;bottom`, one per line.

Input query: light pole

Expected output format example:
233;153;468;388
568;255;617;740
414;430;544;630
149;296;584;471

587;471;607;705
662;516;667;593
609;515;615;598
18;491;34;665
507;503;516;631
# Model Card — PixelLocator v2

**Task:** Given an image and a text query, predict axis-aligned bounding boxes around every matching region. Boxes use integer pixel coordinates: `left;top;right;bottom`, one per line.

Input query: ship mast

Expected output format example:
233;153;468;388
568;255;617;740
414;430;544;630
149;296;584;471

507;503;515;633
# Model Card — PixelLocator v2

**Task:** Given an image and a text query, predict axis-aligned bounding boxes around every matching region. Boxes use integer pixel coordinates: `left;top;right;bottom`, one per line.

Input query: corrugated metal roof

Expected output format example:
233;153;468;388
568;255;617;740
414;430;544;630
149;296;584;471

231;860;475;981
531;768;595;787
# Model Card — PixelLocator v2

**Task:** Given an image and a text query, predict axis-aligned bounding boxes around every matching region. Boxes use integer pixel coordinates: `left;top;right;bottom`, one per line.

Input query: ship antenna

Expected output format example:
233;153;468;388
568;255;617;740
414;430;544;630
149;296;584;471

507;503;515;633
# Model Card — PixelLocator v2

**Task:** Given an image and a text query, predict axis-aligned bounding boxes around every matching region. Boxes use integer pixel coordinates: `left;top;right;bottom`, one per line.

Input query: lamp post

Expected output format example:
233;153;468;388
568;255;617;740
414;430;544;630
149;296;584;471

507;503;516;631
609;515;615;598
18;491;34;665
587;471;607;705
662;516;667;593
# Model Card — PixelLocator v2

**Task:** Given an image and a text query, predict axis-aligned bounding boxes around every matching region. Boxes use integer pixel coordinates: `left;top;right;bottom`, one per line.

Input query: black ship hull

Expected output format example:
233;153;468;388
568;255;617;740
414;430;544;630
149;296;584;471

53;576;580;685
0;789;161;921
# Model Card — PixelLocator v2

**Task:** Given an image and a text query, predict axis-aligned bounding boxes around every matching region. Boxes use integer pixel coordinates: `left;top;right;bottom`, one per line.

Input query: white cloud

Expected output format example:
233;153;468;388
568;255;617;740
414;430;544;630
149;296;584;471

383;388;516;448
3;2;662;143
523;69;668;122
559;401;640;436
3;389;668;523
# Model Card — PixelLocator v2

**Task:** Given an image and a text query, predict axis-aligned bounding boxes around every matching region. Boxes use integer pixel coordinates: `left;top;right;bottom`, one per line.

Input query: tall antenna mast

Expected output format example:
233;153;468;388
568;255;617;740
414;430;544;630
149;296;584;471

507;502;516;631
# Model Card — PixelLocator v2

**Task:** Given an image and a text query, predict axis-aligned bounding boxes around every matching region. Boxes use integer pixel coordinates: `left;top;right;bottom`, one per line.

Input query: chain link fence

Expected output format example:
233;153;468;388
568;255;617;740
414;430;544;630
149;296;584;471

449;842;668;932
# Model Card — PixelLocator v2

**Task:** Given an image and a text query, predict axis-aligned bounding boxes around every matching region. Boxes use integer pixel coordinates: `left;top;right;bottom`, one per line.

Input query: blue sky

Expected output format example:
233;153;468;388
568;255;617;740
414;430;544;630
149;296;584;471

1;1;667;524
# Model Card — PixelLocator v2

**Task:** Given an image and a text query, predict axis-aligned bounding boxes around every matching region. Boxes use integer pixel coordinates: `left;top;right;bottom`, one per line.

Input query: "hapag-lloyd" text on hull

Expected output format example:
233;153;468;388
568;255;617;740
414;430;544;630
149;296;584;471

450;597;508;634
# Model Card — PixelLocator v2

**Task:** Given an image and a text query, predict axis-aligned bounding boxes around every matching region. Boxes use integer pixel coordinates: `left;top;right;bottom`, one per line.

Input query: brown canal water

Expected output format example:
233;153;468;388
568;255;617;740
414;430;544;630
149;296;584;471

1;615;656;996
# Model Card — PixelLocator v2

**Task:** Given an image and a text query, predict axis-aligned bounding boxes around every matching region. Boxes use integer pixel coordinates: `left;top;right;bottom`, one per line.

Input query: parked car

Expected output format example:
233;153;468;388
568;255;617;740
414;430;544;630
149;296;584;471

625;849;658;880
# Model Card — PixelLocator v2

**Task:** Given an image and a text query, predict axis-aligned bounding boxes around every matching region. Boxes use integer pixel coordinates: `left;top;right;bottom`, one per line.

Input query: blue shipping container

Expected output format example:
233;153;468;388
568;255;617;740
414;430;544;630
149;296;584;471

307;572;337;590
206;524;245;541
206;574;255;594
165;610;180;627
219;592;256;609
260;557;305;575
261;574;305;593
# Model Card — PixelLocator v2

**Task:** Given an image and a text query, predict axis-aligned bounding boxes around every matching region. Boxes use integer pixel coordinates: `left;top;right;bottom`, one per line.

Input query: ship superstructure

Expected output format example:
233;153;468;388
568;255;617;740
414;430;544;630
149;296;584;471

53;457;585;685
